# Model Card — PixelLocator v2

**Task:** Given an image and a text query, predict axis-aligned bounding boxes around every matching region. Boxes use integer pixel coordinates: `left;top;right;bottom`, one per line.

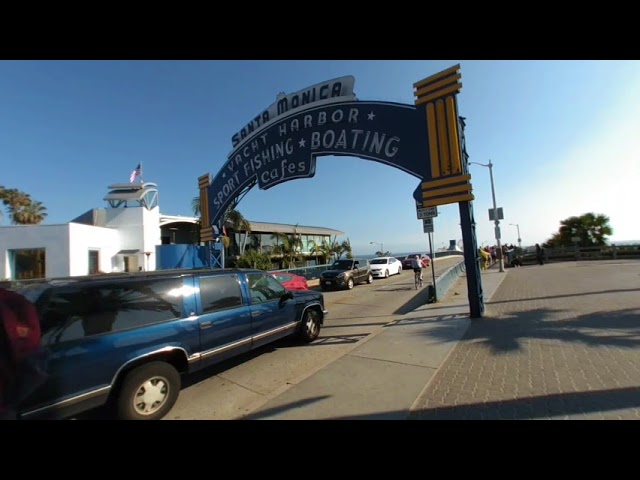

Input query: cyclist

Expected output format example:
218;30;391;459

410;255;423;287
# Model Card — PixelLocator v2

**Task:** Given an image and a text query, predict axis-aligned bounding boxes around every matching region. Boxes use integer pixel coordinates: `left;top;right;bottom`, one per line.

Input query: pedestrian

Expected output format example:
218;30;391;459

535;243;545;265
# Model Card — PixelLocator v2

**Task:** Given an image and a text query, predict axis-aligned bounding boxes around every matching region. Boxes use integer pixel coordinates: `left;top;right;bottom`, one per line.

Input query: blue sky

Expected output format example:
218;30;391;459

1;60;638;255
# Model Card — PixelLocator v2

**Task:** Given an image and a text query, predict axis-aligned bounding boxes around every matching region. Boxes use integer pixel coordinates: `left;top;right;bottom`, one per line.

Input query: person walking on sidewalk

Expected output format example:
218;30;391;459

535;243;545;265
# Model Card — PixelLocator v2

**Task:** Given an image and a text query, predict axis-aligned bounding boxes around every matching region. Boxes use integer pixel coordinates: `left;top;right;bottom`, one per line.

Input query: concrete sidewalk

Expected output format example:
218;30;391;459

409;260;640;420
244;268;507;419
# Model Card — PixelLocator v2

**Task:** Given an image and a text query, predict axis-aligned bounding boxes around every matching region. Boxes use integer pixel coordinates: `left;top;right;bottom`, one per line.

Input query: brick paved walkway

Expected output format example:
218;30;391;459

409;260;640;420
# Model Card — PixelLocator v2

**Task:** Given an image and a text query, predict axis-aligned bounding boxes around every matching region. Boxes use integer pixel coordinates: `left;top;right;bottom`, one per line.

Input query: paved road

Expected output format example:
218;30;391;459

162;256;463;420
409;260;640;420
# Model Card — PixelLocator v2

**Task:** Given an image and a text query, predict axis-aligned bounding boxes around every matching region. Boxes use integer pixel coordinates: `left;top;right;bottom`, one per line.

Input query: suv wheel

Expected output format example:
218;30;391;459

367;273;373;284
298;309;321;343
346;278;354;289
116;362;180;420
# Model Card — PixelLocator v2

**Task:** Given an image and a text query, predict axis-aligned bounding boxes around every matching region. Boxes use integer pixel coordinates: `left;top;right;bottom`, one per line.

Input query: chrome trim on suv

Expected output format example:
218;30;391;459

200;337;253;360
252;322;297;342
110;346;190;385
21;385;111;418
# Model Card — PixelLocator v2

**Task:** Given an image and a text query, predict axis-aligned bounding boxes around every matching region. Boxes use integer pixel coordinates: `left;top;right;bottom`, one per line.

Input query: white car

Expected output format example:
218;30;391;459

369;256;403;278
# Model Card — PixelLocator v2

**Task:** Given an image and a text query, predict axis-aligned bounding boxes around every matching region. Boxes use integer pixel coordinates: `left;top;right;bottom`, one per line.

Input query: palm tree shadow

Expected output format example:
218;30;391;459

415;306;640;354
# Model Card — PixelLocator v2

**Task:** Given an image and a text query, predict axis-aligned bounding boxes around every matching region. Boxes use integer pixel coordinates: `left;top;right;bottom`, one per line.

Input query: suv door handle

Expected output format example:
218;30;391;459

200;321;212;329
251;311;263;318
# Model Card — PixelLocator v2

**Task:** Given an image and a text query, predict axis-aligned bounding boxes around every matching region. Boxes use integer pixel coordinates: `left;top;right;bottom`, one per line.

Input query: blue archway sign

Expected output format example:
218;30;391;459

209;101;431;225
199;66;484;318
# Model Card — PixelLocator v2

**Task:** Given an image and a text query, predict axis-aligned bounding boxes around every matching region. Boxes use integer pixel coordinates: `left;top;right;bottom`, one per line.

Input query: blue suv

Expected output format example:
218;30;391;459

15;268;328;420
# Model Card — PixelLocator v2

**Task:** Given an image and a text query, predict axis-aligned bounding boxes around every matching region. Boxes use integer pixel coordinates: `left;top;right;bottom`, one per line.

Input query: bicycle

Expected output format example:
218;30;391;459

414;269;423;289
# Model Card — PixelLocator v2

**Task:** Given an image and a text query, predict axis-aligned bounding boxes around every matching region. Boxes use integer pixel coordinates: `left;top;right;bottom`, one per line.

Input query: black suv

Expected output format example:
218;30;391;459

320;259;373;290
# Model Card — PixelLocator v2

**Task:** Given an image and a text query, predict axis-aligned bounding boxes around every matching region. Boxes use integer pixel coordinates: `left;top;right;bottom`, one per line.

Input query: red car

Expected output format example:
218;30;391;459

270;272;310;291
401;254;431;270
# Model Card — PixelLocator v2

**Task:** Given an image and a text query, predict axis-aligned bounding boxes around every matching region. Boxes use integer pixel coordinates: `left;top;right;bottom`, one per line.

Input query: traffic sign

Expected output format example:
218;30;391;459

489;207;504;221
423;218;434;233
417;206;438;220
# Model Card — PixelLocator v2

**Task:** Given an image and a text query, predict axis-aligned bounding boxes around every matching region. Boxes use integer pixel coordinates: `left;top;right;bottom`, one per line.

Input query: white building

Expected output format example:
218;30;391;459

1;182;346;281
0;183;198;280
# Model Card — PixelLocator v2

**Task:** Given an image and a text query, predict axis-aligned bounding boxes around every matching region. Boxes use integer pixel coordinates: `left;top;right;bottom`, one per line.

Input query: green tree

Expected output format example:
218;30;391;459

271;227;303;269
317;235;343;262
544;212;613;248
0;186;47;225
341;238;354;259
235;249;273;270
226;209;252;255
191;194;251;254
308;239;322;264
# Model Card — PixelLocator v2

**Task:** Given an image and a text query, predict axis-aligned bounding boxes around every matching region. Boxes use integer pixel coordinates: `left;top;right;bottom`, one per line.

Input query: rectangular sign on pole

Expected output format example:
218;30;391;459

423;218;434;233
417;206;438;220
488;207;504;221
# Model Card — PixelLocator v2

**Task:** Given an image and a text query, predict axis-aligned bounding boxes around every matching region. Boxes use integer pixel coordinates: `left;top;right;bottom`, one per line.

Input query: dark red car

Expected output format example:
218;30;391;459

270;272;310;291
401;254;431;270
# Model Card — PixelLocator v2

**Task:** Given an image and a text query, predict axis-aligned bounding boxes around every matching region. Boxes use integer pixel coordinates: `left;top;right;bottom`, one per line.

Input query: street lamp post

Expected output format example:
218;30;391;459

370;241;383;255
509;223;522;249
469;160;504;272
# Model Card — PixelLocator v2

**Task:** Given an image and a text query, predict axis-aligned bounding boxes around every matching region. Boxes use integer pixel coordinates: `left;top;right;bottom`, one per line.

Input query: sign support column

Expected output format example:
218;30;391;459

428;231;437;302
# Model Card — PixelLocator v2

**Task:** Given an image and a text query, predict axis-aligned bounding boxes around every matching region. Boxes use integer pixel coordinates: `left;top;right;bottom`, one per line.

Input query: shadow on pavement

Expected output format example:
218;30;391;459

408;385;640;420
240;395;331;419
486;287;640;306
238;385;640;420
414;306;640;354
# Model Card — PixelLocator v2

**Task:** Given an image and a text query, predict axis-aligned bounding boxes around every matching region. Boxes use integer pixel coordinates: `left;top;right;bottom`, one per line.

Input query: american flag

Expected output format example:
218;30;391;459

129;163;141;183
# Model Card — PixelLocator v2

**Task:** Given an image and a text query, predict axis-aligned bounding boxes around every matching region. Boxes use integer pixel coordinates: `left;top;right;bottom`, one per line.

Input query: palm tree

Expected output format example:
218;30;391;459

191;196;201;217
317;240;334;264
11;201;48;225
191;195;250;254
0;186;47;225
271;226;303;269
226;209;252;255
340;238;353;259
317;236;342;263
308;239;322;264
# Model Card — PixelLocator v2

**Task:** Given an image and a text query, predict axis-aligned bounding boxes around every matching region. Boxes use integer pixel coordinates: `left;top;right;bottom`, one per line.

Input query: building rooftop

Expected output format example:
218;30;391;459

230;220;344;236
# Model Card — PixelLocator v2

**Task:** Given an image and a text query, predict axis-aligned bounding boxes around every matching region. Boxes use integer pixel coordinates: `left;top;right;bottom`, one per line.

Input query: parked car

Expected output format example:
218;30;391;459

320;259;373;290
14;268;328;421
369;257;403;278
270;272;309;291
401;254;431;270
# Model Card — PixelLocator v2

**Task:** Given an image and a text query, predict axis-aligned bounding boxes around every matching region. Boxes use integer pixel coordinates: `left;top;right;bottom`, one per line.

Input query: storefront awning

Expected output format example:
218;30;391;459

117;249;140;255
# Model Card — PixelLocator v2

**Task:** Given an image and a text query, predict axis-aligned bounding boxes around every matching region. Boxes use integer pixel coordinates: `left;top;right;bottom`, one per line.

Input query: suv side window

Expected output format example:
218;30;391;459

40;278;183;344
200;275;243;313
247;273;286;304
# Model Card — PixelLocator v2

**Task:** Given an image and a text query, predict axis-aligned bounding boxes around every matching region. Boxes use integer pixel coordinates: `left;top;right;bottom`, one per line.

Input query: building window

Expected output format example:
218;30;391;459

260;233;277;254
9;248;45;280
88;250;100;275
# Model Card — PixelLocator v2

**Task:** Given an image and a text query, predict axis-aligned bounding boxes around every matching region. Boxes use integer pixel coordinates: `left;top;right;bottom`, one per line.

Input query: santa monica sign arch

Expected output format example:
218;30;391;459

198;65;485;317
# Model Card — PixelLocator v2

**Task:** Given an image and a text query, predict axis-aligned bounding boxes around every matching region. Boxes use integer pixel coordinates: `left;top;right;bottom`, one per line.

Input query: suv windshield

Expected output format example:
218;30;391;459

330;260;353;270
